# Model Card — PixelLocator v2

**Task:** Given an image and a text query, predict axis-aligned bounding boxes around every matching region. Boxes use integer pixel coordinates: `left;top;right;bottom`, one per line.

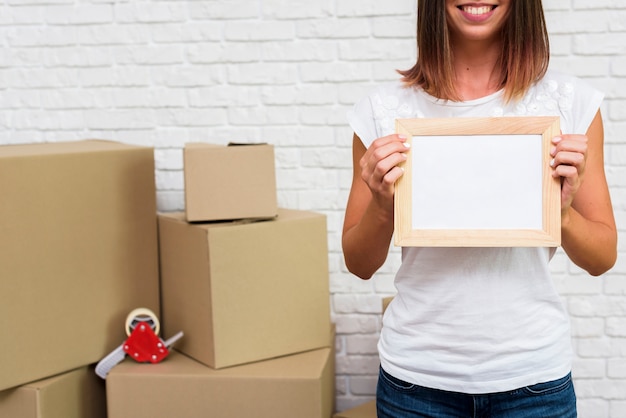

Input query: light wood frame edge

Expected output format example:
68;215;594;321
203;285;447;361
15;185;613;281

393;117;561;247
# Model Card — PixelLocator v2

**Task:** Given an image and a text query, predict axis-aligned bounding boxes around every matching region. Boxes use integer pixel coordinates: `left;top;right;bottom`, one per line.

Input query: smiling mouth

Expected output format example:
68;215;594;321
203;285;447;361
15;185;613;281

458;5;497;15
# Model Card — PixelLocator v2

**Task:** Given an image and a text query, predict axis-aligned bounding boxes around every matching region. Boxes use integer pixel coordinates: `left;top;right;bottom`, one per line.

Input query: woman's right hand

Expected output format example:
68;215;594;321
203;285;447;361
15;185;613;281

359;133;411;211
342;133;411;279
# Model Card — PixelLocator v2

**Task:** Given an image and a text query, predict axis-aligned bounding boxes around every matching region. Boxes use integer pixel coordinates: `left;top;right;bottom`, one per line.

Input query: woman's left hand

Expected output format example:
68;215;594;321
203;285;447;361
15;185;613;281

550;134;588;212
552;111;617;276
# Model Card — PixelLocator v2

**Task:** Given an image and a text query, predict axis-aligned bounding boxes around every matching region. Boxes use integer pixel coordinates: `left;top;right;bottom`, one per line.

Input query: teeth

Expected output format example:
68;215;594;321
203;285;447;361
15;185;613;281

462;5;493;15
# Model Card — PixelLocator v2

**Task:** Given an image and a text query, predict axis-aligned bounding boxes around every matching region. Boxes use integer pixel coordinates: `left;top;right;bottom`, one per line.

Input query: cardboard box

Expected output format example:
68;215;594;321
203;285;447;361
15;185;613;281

382;296;394;314
333;400;377;418
0;366;107;418
0;140;160;391
158;209;331;369
107;340;335;418
183;143;278;222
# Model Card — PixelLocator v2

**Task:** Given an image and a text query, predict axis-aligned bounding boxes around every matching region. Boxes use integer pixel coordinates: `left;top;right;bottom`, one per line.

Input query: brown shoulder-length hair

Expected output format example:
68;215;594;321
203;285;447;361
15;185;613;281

399;0;550;102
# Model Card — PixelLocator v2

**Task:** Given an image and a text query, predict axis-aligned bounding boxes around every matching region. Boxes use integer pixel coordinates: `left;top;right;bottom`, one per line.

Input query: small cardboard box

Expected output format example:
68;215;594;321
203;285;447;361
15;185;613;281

0;366;107;418
158;209;331;369
183;142;278;222
0;140;160;391
107;337;335;418
382;296;394;314
333;400;377;418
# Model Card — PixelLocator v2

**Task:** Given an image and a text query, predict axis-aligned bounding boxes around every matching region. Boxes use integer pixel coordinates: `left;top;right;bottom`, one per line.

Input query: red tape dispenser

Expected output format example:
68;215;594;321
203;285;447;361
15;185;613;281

95;308;183;379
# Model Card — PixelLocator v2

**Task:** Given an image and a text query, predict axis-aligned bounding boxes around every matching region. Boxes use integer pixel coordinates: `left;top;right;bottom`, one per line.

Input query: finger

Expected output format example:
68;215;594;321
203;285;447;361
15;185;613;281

367;137;410;162
361;139;410;177
372;152;408;180
552;133;587;144
550;151;585;172
374;166;405;200
371;133;409;148
551;163;579;179
382;166;405;187
551;135;587;157
362;151;408;186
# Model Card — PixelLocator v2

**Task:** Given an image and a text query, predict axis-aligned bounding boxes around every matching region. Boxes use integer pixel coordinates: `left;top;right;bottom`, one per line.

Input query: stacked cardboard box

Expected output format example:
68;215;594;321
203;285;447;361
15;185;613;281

0;366;107;418
106;143;335;417
157;209;332;369
0;140;160;416
383;295;394;314
0;141;334;416
108;335;334;418
183;142;278;222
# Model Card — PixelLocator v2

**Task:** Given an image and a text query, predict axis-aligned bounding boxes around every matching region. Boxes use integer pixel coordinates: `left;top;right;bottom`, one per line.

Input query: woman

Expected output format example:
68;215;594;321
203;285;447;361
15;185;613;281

342;1;617;416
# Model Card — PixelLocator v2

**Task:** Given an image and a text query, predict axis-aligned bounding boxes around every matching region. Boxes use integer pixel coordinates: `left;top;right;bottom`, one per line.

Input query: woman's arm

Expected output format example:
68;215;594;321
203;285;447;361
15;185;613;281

342;133;409;279
552;110;617;276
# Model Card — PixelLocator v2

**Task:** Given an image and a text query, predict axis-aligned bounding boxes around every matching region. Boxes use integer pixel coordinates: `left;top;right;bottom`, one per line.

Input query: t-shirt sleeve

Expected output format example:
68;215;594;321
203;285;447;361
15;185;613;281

346;93;378;148
568;77;604;134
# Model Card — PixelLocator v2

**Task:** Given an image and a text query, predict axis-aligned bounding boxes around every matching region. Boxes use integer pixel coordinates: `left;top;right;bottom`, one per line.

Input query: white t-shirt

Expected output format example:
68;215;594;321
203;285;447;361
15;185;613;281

347;69;603;394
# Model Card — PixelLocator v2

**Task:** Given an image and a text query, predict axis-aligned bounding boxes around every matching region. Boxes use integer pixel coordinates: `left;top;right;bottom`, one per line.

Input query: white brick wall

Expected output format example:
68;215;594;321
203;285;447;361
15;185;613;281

1;0;624;415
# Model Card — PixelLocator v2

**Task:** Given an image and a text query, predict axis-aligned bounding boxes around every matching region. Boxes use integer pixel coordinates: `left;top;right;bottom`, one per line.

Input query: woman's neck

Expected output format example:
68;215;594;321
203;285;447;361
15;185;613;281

451;40;503;101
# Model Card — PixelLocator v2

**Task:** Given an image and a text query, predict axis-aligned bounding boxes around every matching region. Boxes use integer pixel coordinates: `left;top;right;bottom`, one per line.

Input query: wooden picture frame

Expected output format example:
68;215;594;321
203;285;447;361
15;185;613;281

394;117;561;247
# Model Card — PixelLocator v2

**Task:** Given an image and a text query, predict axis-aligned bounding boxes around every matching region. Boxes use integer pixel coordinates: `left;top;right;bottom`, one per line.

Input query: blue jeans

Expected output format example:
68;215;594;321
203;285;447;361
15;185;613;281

377;367;577;418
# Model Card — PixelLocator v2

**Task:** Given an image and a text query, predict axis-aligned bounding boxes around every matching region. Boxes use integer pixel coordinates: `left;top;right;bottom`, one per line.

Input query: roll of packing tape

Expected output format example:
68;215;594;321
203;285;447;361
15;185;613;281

125;307;160;336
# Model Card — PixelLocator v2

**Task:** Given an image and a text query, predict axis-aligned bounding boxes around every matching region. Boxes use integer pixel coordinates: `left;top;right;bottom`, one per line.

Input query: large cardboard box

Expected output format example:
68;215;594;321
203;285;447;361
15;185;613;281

183;143;278;222
107;343;335;418
158;209;331;369
0;140;160;391
333;400;377;418
0;366;107;418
